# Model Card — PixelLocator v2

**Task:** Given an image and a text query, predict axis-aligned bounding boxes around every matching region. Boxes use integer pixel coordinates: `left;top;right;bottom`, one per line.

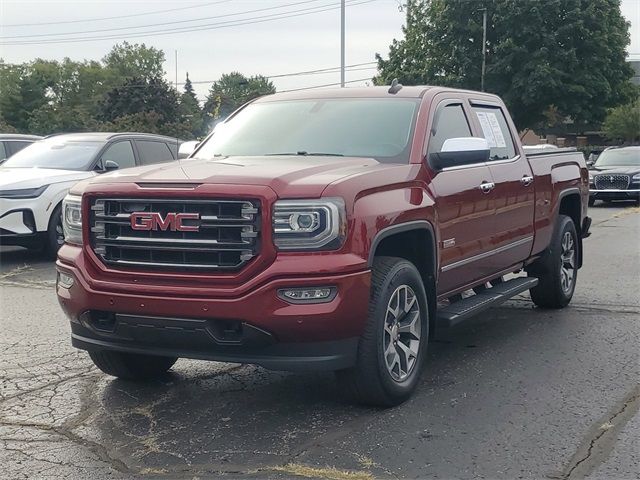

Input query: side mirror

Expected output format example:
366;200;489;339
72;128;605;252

429;137;490;170
178;141;199;159
586;159;595;168
103;160;119;172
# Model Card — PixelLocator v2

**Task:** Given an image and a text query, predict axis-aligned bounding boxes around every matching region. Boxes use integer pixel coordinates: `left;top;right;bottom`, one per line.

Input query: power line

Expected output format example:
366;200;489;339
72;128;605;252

279;77;373;92
0;1;235;28
2;0;379;46
107;62;377;88
0;0;328;40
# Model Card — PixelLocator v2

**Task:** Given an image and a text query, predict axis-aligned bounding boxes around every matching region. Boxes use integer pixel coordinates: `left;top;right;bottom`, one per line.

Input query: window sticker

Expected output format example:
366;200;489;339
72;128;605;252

475;111;507;148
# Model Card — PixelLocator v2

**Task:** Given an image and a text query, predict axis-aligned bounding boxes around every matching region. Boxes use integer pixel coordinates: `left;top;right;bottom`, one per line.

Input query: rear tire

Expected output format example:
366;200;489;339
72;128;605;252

528;215;578;309
88;350;177;380
336;256;429;407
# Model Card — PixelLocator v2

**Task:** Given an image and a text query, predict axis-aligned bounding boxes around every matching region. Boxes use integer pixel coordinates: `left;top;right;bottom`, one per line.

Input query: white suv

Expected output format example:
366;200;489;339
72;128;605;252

0;132;182;255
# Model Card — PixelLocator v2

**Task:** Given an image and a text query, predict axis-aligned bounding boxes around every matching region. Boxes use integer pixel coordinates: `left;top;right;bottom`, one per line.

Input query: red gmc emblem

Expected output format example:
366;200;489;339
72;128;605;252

130;212;200;232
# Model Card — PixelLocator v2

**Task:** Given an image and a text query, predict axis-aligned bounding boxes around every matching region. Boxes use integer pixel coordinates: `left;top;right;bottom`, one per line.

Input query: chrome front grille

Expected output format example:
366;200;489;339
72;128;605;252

90;198;260;271
594;174;630;190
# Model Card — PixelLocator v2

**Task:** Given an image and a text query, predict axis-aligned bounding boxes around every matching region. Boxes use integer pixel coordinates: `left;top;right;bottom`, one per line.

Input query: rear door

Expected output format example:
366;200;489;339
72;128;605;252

135;139;176;165
469;102;535;271
426;99;497;295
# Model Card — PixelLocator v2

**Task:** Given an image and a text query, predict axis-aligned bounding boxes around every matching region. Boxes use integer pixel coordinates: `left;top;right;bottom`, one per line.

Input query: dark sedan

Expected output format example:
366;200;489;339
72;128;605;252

588;146;640;206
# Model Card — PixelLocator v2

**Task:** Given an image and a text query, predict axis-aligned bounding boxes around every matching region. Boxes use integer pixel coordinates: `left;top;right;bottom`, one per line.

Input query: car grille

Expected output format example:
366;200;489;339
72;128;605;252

594;174;630;190
90;198;260;271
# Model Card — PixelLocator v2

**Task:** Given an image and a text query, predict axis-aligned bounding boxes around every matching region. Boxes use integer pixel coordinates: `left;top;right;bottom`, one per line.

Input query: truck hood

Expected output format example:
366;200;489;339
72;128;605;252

591;166;640;175
85;156;388;197
0;167;93;190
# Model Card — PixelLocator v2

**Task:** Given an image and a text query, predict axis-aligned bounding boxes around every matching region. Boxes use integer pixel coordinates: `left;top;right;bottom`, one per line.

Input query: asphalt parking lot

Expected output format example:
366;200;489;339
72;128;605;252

1;203;638;480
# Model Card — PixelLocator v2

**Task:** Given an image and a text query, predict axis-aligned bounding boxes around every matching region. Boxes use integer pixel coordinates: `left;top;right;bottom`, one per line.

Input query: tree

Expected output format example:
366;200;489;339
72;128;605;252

180;73;205;139
203;72;275;124
99;76;180;123
603;99;640;143
0;61;25;131
375;0;634;130
102;42;165;80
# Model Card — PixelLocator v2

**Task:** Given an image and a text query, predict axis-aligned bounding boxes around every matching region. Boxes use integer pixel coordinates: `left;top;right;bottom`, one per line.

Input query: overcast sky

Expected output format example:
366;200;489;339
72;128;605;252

1;0;638;100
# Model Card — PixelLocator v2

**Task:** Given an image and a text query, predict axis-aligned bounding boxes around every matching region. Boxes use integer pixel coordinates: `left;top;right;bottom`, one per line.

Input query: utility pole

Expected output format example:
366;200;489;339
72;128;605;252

340;0;345;87
480;8;487;92
175;50;178;89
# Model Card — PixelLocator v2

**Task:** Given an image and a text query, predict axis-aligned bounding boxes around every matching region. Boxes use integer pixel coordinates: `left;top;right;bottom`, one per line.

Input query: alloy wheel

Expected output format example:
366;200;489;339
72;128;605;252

560;231;575;294
383;285;422;382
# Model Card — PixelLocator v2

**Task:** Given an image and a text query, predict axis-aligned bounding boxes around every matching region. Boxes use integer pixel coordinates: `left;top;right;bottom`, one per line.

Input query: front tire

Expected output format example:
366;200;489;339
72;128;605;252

588;197;595;207
336;256;429;407
88;350;177;380
45;204;64;258
528;215;578;309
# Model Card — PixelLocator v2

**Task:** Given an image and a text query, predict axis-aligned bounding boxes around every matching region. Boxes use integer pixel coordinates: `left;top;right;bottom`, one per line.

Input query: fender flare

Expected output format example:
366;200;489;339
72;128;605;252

555;187;584;268
367;220;437;274
367;219;438;334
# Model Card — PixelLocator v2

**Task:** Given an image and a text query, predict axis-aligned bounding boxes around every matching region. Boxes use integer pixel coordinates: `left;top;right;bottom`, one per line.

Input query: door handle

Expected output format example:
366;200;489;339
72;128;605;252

520;175;534;186
479;181;495;193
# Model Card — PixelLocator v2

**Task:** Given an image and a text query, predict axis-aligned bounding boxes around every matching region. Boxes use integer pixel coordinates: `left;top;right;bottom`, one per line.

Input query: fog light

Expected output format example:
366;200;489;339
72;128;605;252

278;286;337;304
57;271;74;289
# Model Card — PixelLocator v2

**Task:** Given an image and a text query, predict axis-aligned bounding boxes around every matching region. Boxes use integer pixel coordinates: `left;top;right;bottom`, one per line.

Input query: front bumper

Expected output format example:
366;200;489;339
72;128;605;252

57;246;371;372
0;208;42;248
589;188;640;201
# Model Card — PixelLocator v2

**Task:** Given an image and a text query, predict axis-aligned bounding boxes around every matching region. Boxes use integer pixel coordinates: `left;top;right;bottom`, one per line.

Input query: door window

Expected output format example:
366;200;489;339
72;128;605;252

427;104;472;154
471;105;516;160
100;141;136;169
7;141;33;156
0;142;6;160
136;140;175;165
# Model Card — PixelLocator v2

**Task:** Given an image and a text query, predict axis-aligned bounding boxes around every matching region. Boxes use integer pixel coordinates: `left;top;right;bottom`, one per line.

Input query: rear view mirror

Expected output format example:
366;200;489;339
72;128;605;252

178;141;199;159
429;137;490;170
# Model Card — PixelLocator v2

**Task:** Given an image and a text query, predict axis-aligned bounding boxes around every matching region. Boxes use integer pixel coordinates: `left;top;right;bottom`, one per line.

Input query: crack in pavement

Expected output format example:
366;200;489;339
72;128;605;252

0;265;33;279
0;368;96;404
551;384;640;479
0;279;56;290
0;419;133;475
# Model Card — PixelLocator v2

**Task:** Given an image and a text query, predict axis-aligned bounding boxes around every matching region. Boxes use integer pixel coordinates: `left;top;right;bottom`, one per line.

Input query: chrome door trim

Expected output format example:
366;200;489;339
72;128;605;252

441;236;534;272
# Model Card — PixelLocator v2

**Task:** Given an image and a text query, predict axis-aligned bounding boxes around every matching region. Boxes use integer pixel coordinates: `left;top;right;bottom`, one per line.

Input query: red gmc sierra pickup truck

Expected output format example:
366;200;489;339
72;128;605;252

57;85;591;406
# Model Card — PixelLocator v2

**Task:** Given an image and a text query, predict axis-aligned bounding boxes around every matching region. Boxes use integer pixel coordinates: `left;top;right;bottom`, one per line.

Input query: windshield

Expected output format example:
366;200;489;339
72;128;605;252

2;139;102;170
194;98;421;163
594;148;640;167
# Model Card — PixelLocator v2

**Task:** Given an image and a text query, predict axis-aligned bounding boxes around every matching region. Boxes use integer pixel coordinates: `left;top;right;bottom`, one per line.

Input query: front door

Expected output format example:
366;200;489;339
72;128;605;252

425;100;497;295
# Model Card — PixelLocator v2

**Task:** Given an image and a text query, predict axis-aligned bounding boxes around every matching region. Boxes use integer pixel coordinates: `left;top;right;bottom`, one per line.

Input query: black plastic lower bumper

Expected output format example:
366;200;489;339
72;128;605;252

0;232;46;248
70;313;358;372
589;190;640;201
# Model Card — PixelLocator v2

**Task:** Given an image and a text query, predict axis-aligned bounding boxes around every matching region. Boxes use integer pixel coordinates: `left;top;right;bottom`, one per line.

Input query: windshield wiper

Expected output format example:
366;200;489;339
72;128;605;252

264;151;344;157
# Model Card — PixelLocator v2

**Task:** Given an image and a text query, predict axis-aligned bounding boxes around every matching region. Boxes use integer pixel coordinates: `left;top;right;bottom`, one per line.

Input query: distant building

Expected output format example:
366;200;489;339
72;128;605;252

630;59;640;86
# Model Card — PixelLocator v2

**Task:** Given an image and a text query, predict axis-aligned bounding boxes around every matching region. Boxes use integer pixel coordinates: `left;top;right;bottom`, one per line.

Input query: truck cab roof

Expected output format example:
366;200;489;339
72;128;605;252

255;86;504;103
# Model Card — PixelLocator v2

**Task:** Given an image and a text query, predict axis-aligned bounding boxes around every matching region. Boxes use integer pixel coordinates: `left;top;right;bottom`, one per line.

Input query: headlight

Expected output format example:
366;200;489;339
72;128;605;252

632;173;640;181
62;194;83;245
273;198;346;250
0;185;48;199
588;172;594;182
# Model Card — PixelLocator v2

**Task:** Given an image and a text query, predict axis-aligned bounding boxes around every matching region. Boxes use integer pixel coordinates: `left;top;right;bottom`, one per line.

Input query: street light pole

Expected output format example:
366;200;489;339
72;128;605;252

340;0;345;87
481;8;487;92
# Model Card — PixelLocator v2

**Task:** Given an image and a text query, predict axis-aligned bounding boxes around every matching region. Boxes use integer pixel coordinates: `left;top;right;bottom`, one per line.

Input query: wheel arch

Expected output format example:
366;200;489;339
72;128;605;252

556;188;583;268
368;221;438;335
